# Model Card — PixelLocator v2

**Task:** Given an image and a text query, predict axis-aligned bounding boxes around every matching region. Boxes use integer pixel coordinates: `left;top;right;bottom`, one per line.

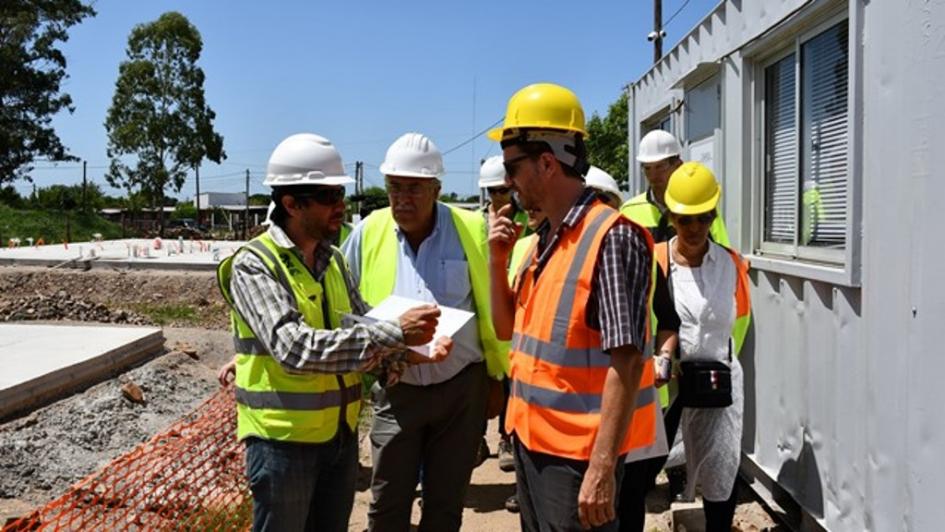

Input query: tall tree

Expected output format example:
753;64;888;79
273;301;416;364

104;11;224;235
585;90;629;189
0;0;95;184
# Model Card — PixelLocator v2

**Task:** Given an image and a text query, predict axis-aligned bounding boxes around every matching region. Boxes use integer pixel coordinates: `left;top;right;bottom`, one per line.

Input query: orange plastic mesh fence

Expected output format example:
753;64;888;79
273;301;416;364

4;388;251;531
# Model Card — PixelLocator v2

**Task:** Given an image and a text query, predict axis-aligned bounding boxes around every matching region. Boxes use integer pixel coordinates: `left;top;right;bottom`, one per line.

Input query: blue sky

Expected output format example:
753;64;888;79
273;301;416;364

18;0;717;200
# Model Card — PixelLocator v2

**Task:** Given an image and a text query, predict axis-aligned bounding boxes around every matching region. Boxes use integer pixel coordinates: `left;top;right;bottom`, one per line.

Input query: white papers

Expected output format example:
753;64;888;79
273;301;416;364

343;295;474;357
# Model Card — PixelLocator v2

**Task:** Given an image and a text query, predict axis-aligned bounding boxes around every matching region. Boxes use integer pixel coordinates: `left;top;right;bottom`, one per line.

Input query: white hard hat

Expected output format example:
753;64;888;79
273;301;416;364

478;156;507;188
636;130;681;163
379;132;445;179
585;166;623;203
264;133;354;187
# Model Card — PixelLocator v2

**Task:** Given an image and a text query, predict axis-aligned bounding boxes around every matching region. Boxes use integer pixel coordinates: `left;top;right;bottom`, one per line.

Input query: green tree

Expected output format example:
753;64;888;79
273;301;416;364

350;186;389;218
585;91;629;189
0;1;96;184
104;11;225;235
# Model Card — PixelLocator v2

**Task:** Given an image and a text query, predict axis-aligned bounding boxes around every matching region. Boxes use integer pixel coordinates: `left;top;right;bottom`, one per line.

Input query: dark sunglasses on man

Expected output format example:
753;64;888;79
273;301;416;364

296;186;345;206
487;186;511;195
674;211;716;226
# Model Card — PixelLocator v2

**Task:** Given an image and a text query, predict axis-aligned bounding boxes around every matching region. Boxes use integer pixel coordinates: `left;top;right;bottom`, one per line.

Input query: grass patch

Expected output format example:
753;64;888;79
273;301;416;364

0;204;127;243
133;303;199;325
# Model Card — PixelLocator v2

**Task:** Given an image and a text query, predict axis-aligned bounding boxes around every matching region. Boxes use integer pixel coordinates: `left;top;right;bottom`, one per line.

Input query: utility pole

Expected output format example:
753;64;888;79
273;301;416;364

195;165;201;228
82;160;87;211
243;169;249;240
653;0;663;63
355;161;363;219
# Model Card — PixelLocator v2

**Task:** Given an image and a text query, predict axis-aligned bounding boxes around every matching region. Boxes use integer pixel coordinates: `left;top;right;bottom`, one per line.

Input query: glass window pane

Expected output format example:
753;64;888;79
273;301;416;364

764;53;798;244
801;20;849;248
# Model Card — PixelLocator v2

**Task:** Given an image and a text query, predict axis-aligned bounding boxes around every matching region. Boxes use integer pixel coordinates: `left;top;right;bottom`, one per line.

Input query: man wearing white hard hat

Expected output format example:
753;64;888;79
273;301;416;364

217;133;452;532
480;155;530;232
343;133;505;531
620;130;729;245
585;166;624;209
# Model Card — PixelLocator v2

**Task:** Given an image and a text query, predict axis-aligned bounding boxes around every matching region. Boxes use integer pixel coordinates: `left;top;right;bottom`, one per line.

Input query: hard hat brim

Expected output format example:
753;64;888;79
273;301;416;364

665;186;721;215
487;128;503;142
263;174;354;187
478;177;507;188
636;153;679;163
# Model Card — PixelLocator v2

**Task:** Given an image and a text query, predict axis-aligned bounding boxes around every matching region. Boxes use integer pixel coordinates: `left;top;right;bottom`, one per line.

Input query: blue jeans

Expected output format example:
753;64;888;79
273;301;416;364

245;430;358;532
515;440;625;532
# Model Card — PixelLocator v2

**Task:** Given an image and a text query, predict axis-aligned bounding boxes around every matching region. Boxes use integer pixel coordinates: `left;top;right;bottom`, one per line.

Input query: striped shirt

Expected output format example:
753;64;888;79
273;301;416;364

534;188;652;352
230;224;407;375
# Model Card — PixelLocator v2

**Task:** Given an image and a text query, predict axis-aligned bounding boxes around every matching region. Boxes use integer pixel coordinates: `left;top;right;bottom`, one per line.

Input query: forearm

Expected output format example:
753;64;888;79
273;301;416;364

490;257;516;341
267;315;406;373
590;346;646;467
655;330;677;357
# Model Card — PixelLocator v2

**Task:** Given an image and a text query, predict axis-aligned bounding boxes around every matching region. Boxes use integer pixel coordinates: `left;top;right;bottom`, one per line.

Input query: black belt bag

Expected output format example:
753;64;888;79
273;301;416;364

677;359;732;408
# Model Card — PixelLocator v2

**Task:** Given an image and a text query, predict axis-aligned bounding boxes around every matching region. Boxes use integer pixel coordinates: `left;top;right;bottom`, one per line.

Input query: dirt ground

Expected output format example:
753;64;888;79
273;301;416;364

0;265;784;530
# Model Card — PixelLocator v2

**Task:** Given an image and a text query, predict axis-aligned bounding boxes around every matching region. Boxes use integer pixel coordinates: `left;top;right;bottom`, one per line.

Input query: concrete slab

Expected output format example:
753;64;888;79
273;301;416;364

0;323;165;420
0;239;245;271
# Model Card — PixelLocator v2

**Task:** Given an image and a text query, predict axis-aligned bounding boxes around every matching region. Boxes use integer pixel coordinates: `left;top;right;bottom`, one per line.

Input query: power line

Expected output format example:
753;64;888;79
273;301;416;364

663;0;691;28
441;117;503;156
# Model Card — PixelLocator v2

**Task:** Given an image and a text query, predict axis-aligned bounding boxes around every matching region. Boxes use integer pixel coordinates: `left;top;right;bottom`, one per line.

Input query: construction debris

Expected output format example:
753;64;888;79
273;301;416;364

0;291;151;325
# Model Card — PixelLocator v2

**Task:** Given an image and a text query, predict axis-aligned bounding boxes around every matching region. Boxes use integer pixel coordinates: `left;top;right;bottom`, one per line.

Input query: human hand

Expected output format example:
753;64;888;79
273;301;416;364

655;355;672;388
488;204;523;264
485;378;506;419
217;359;236;387
578;460;617;529
398;304;440;346
404;336;453;364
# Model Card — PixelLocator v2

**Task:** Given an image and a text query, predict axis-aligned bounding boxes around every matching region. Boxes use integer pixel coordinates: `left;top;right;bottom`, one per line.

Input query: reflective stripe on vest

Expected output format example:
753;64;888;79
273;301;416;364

217;232;361;444
507;201;657;461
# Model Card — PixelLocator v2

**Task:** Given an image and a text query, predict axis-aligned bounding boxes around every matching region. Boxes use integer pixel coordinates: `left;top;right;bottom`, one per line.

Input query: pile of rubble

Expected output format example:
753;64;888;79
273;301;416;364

0;291;152;325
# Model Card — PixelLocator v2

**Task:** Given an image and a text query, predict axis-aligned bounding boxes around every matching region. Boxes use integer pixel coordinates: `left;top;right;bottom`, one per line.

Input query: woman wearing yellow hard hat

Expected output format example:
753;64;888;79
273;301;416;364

648;161;752;532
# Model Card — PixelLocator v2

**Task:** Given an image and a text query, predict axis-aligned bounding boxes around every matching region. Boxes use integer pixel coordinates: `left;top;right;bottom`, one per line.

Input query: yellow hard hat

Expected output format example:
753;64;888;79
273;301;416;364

664;162;721;215
488;83;587;141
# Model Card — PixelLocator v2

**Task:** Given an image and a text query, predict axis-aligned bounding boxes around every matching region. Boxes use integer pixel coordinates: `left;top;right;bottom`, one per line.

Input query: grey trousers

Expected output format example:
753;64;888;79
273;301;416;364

368;362;488;532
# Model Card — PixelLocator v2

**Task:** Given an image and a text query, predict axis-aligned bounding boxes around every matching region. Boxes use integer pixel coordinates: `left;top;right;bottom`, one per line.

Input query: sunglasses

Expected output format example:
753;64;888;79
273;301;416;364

674;212;716;226
503;153;536;178
487;186;511;195
297;187;345;206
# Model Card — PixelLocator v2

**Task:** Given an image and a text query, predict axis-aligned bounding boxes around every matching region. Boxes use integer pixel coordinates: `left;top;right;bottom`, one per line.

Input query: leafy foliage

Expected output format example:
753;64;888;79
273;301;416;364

585;91;629;189
104;12;224;233
0;0;96;184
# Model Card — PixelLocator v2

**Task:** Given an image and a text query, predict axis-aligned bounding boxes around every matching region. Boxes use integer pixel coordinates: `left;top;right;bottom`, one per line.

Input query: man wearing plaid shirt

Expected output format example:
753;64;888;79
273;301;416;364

217;132;451;532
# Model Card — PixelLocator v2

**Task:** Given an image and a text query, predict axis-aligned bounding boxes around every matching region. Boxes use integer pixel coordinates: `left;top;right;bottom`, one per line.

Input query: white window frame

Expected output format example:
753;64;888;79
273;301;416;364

748;3;862;287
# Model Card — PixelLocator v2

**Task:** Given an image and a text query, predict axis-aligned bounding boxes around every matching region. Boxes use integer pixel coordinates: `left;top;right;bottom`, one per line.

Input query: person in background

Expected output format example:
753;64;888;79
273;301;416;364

585;166;624;209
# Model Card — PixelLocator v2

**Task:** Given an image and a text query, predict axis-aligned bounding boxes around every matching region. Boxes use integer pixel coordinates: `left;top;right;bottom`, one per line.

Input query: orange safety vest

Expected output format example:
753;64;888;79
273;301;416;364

506;200;658;461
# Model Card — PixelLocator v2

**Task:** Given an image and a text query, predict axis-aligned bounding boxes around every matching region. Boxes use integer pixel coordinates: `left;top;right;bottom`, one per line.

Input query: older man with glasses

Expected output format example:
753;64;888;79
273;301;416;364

342;132;506;532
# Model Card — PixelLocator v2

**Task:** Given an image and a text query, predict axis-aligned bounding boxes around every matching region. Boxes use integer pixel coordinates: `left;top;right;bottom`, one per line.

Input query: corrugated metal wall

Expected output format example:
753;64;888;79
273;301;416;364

627;1;945;530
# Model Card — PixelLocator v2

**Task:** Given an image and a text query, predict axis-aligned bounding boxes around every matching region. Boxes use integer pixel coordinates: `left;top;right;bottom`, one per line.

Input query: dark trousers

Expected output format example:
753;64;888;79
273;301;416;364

514;440;625;532
704;483;738;532
245;430;358;532
368;362;488;532
618;399;683;532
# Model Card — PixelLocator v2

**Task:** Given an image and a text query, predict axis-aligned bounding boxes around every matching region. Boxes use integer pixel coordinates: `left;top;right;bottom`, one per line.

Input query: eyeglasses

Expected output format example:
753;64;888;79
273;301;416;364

297;187;345;206
487;186;511;195
674;212;716;226
503;153;536;179
386;180;434;197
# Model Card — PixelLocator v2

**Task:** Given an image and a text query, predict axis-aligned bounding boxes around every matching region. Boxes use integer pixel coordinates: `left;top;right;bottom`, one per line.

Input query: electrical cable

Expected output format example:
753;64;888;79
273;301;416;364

663;0;692;28
441;117;503;156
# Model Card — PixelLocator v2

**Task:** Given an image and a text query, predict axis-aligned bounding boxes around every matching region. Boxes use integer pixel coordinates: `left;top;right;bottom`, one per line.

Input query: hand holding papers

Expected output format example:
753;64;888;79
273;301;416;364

346;295;473;361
